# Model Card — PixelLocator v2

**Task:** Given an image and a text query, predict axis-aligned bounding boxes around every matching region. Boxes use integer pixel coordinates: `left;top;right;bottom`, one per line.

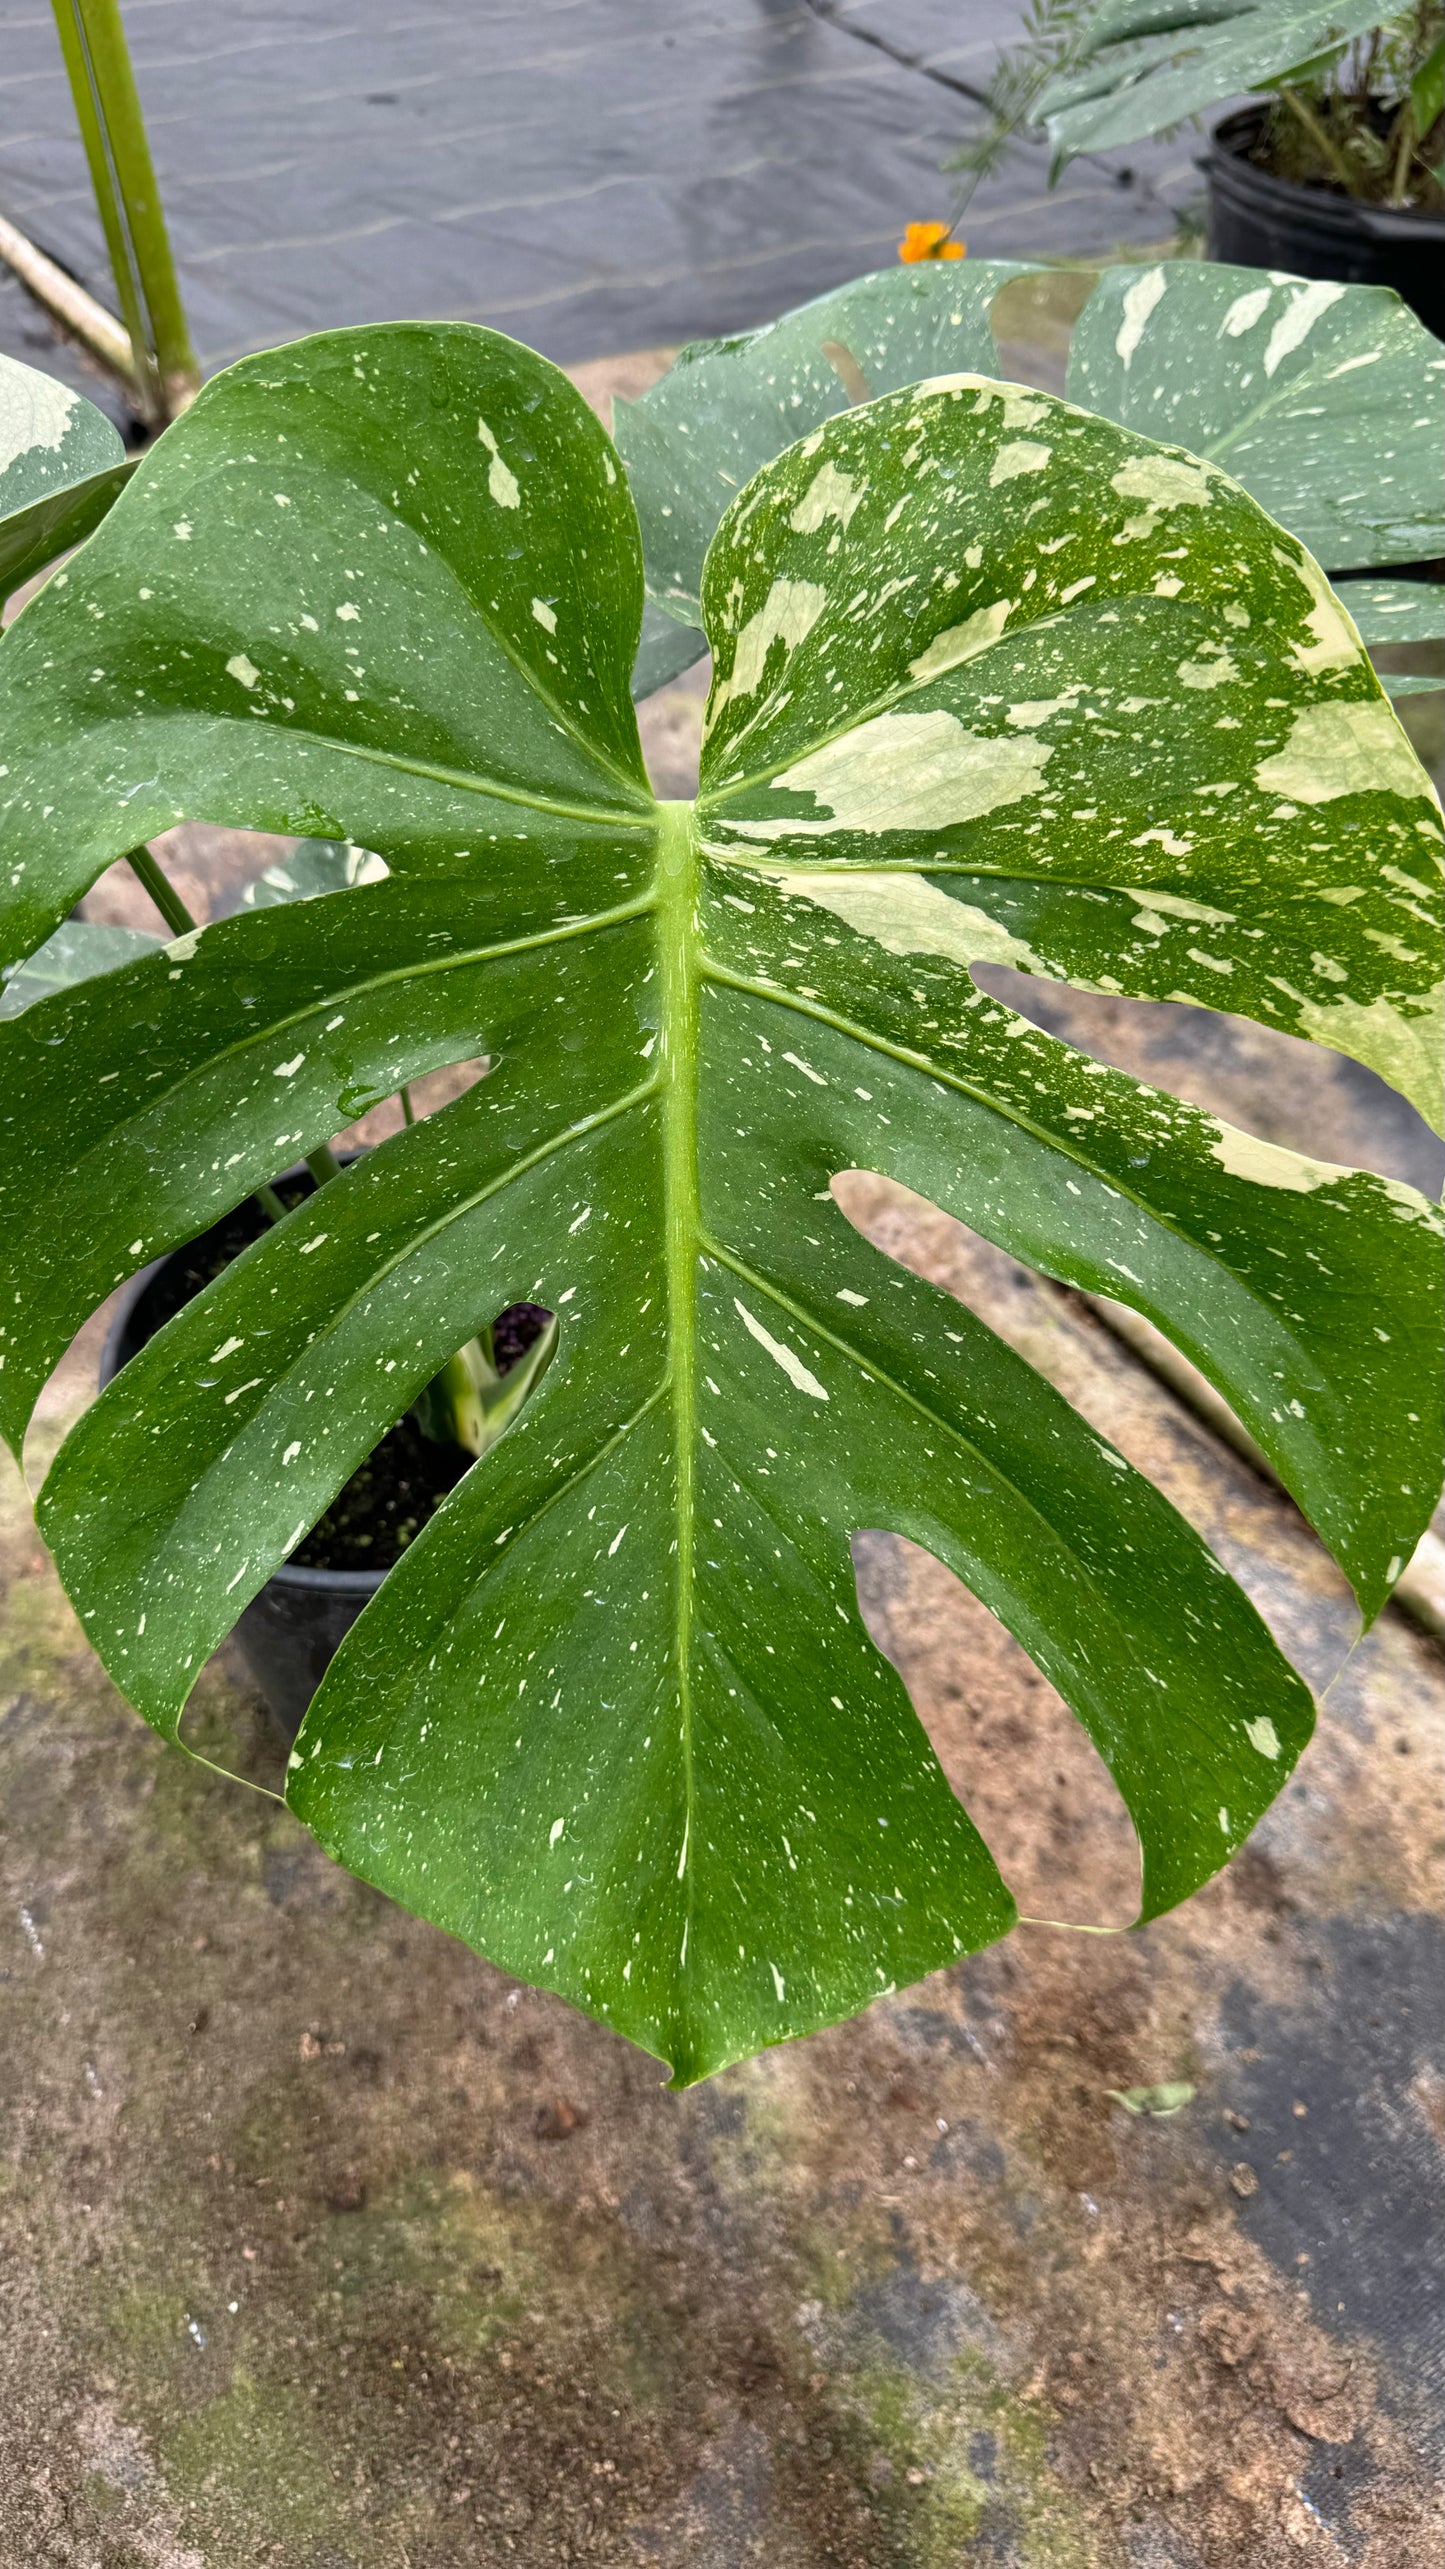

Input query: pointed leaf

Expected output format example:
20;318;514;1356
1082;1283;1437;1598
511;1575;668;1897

1039;0;1384;159
614;263;1037;633
1068;263;1445;572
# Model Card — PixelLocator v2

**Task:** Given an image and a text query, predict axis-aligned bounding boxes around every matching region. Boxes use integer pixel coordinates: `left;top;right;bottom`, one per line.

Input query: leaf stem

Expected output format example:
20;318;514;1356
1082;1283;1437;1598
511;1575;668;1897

1277;85;1357;193
124;840;194;938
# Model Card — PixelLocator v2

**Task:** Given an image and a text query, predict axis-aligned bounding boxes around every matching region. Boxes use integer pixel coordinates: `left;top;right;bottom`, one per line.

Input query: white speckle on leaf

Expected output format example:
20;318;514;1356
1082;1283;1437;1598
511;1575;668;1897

1221;284;1271;337
226;653;260;690
990;439;1051;486
0;370;78;473
1110;454;1213;511
789;460;864;533
1177;648;1237;690
1263;279;1345;377
1115;265;1165;367
1244;1716;1282;1760
740;708;1051;837
908;598;1014;683
1111;887;1233;926
1277;548;1362;677
782;1050;827;1085
531;598;557;632
710;577;827;719
211;1336;245;1362
335;601;360;622
477;418;520;506
164;927;204;961
733;1298;828;1400
272;1053;305;1078
767;866;1046;974
837;1289;868;1306
770;1963;786;2002
549;1818;565;1847
1209;1123;1354;1194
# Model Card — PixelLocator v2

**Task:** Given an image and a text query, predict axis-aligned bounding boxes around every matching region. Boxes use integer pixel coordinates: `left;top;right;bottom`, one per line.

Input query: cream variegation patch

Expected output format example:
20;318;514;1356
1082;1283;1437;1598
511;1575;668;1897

1253;700;1434;806
760;866;1046;973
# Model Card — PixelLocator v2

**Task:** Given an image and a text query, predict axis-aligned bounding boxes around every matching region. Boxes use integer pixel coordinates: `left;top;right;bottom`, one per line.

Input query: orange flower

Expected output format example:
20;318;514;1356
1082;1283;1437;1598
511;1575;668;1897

898;220;965;263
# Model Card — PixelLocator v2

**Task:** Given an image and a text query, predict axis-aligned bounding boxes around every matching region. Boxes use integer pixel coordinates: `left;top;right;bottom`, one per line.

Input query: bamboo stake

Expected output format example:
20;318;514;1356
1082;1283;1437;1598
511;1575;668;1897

0;207;138;388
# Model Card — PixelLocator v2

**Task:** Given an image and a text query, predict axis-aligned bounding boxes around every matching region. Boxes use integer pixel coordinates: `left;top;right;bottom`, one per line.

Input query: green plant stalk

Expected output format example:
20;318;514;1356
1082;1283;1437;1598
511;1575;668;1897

123;839;191;936
1388;97;1418;200
49;0;199;419
413;1319;558;1455
1277;82;1359;190
48;0;150;409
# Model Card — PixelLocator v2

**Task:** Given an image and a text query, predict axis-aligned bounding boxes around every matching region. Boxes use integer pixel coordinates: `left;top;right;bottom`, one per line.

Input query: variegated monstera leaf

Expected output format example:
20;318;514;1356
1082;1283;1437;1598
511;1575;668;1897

0;328;1440;2084
0;348;134;602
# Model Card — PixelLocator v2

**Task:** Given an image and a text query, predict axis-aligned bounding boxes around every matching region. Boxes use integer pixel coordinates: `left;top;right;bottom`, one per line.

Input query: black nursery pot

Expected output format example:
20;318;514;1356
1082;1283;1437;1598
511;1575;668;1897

101;1227;384;1745
1204;106;1445;340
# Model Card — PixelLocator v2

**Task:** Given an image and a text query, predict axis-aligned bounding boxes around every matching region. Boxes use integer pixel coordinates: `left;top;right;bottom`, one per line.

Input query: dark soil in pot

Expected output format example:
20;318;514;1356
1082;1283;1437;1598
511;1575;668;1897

1204;105;1445;339
101;1169;549;1740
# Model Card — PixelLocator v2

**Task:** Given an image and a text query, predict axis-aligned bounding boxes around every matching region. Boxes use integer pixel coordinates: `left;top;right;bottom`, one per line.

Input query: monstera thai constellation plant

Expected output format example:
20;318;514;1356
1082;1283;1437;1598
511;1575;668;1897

0;321;1441;2086
613;255;1445;689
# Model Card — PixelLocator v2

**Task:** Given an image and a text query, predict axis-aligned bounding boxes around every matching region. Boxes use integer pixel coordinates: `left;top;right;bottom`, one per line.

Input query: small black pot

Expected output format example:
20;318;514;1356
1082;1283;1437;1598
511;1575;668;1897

1204;106;1445;340
102;1216;383;1746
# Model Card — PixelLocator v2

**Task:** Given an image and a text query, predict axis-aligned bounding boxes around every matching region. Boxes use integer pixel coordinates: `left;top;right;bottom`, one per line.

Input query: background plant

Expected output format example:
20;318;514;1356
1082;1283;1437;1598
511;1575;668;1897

1036;0;1445;208
0;325;1440;2084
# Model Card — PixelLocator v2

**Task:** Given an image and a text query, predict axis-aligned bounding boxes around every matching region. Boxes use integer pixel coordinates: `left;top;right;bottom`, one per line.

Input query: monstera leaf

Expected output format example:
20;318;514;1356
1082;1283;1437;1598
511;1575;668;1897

0;916;161;1017
1330;581;1445;648
614;261;1036;654
1036;0;1385;160
1;329;1441;2086
1068;264;1445;574
234;837;390;910
0;350;134;602
616;265;1445;674
1331;577;1445;700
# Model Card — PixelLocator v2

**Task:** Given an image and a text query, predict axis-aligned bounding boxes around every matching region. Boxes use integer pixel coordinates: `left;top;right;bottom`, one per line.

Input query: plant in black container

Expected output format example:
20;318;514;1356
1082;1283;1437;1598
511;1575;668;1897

953;0;1445;334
